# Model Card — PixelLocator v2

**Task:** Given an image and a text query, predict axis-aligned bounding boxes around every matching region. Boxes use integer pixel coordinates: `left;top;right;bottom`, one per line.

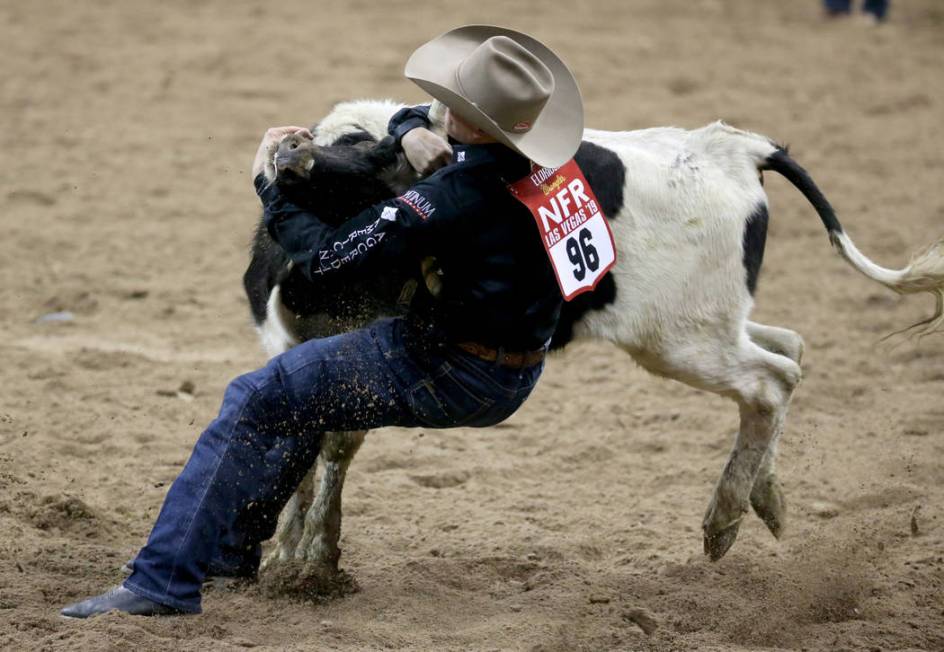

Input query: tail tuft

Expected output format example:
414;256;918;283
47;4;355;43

833;232;944;338
894;238;944;337
764;147;944;338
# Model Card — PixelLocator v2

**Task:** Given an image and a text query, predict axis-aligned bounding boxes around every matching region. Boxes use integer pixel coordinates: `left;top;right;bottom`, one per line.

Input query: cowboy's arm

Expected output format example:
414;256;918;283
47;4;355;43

388;104;432;145
388;104;452;176
255;174;453;282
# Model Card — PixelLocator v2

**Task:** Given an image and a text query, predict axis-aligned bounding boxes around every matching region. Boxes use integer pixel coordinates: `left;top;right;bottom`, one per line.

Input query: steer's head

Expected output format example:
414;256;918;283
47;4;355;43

273;132;317;182
271;132;403;226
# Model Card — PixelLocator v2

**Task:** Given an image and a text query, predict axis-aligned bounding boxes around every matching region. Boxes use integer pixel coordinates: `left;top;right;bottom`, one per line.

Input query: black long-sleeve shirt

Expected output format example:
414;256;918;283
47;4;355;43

256;107;563;350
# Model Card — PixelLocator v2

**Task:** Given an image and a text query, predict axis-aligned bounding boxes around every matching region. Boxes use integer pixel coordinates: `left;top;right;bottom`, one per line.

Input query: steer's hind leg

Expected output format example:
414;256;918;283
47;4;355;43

747;321;804;365
294;430;367;575
629;329;800;560
702;340;800;560
745;322;805;539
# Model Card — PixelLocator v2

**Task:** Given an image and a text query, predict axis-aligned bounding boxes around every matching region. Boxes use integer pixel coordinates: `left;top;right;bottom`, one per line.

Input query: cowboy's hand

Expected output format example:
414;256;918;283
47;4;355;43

252;126;313;182
401;128;453;176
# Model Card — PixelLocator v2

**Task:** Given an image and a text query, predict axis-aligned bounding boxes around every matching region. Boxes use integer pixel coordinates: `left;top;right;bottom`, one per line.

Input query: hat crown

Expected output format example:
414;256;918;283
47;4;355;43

455;36;555;133
404;25;583;167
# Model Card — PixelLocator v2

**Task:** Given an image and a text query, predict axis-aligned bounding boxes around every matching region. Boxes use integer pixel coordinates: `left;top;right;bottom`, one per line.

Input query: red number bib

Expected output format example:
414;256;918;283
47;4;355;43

508;159;617;301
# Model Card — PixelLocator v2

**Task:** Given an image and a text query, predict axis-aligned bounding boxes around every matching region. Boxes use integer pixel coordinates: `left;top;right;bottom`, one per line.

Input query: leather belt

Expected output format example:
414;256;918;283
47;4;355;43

455;341;546;369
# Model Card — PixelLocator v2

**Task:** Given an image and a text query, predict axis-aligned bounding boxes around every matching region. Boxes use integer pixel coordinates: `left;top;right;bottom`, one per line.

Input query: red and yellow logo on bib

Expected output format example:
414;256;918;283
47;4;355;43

508;159;617;300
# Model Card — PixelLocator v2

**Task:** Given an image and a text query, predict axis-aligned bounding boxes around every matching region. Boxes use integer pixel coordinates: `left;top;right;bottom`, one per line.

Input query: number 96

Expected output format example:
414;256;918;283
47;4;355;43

566;228;599;281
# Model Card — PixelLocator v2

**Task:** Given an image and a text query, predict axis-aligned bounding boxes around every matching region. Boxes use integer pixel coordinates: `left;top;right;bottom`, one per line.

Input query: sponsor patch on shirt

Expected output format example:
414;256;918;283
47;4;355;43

380;206;398;221
397;189;436;221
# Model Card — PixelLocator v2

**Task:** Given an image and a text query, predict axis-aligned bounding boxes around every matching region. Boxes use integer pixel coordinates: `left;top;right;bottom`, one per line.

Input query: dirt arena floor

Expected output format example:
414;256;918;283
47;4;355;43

2;1;943;649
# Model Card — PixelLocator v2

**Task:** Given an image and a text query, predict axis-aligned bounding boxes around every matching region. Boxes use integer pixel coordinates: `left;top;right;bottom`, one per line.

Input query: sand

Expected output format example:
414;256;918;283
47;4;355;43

1;1;943;649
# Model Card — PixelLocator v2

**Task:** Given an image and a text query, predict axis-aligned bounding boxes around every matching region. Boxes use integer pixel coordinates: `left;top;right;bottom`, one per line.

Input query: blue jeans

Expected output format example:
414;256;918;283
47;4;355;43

123;317;542;612
823;0;889;19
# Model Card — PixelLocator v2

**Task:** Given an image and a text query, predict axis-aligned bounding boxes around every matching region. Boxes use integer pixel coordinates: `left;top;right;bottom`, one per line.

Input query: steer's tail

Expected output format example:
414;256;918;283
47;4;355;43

761;148;944;337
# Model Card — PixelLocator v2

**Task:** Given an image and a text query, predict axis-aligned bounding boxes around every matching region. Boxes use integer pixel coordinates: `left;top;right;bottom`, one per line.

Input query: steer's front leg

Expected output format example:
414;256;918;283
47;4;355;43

260;467;315;572
260;430;366;598
296;430;366;567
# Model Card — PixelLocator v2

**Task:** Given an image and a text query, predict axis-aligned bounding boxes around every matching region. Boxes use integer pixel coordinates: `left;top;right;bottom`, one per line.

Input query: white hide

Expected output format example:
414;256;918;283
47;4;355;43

579;124;775;348
257;285;300;359
313;99;407;146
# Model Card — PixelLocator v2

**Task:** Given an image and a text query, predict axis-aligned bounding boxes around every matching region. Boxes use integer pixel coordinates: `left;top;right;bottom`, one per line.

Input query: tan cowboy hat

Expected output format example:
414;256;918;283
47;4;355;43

405;25;583;169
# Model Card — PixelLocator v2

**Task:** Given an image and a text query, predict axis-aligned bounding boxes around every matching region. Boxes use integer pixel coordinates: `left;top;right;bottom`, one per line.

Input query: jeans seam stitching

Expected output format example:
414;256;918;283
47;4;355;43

159;384;256;601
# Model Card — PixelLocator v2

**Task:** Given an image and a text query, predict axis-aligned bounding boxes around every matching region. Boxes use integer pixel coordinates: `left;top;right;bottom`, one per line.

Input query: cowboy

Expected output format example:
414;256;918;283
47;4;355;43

61;24;583;618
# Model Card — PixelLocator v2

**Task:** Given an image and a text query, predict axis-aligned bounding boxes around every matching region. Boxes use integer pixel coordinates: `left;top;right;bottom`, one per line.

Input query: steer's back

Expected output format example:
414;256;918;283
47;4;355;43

574;122;778;352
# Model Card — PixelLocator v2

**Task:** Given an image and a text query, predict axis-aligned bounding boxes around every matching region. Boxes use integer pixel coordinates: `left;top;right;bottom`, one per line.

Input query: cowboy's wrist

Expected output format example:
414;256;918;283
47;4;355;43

254;173;280;205
391;118;429;149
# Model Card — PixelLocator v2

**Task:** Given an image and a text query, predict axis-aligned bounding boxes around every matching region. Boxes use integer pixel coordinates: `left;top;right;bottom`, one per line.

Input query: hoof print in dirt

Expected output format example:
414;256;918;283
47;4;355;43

25;494;110;538
623;607;659;635
259;561;358;602
408;471;470;489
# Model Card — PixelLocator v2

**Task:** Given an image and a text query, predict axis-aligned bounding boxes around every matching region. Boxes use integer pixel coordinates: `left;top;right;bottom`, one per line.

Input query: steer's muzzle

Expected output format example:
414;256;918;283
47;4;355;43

275;134;315;182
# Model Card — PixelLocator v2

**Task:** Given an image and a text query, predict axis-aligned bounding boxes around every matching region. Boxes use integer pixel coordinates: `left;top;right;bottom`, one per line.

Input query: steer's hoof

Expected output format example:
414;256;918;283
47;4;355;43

259;560;358;602
260;539;304;574
702;516;743;561
259;550;285;574
750;475;787;539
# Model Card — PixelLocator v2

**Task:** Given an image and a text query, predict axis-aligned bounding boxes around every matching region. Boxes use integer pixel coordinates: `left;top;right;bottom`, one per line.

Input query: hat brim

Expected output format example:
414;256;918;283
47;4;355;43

405;25;583;169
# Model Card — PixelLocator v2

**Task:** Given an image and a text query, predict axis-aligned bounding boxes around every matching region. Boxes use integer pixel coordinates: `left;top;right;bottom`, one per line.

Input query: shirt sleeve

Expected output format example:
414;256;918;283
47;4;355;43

255;173;455;282
387;104;432;148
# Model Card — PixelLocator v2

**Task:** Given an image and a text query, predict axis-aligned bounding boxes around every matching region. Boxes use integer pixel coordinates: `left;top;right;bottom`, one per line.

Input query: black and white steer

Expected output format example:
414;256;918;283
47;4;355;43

244;99;944;585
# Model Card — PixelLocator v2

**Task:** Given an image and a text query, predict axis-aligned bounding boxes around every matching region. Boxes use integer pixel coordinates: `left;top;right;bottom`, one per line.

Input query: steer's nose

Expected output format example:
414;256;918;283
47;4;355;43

275;134;315;181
